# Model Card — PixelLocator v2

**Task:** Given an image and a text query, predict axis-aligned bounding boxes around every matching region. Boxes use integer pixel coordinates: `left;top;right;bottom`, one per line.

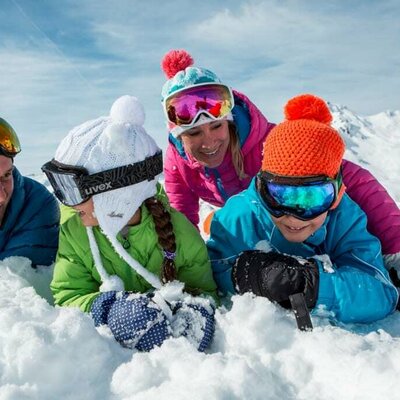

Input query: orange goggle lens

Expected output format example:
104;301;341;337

0;118;21;156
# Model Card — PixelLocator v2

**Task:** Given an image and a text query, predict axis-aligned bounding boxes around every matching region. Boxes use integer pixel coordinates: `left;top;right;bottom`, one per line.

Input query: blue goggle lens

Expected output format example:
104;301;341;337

267;181;335;219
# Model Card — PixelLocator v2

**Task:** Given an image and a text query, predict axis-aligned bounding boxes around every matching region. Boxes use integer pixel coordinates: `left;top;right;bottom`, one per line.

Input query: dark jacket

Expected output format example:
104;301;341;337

0;168;60;266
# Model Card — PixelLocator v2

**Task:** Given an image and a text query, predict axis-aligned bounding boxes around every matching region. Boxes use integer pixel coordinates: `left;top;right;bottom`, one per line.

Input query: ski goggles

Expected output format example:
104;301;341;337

0;118;21;157
257;171;342;221
163;83;234;127
41;151;163;207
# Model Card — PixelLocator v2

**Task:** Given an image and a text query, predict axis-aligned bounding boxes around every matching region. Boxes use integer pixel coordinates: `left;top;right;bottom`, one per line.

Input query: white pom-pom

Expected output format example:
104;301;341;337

109;95;145;126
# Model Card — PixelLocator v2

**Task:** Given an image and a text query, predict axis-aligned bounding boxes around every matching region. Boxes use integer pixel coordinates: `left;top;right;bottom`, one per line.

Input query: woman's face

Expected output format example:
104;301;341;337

180;120;230;168
73;198;99;227
271;212;328;243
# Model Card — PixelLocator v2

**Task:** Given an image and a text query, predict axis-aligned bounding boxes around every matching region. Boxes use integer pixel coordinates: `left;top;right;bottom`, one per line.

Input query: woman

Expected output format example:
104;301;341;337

43;95;217;352
161;49;400;276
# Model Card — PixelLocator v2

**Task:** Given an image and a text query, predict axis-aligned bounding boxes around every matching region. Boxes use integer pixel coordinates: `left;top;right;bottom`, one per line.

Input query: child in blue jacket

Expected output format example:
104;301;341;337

207;94;398;324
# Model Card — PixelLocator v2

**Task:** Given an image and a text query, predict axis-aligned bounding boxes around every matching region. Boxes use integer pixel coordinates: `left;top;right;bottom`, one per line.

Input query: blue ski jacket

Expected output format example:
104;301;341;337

207;178;398;324
0;168;60;266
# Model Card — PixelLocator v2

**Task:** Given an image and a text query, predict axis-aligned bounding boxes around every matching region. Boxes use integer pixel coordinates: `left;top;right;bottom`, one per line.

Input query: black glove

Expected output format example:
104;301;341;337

232;250;319;309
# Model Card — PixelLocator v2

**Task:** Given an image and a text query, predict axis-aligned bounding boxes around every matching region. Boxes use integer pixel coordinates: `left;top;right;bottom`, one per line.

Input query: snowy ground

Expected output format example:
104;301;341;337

1;258;400;400
0;105;399;400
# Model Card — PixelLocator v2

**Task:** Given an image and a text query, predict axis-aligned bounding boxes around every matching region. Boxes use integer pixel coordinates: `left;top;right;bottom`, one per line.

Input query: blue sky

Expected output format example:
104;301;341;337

1;0;399;174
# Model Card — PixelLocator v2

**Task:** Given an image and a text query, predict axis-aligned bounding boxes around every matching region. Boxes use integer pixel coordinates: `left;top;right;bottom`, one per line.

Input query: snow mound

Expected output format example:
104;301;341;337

1;257;400;399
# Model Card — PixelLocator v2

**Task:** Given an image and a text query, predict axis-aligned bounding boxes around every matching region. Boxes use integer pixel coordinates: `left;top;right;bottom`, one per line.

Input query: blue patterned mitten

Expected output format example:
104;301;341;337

91;291;171;351
172;301;215;352
107;292;171;351
91;291;118;327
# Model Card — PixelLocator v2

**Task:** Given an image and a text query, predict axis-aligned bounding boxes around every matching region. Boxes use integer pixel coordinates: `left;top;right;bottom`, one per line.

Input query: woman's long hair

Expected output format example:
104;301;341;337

228;122;248;180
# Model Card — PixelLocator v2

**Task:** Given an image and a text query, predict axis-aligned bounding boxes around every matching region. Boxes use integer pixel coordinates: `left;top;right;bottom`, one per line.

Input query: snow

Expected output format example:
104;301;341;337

1;104;400;399
331;104;400;203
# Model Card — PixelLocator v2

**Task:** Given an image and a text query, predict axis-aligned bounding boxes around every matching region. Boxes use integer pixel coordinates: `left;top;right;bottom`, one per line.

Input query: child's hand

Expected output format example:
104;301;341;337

91;291;171;351
232;250;319;309
171;301;215;352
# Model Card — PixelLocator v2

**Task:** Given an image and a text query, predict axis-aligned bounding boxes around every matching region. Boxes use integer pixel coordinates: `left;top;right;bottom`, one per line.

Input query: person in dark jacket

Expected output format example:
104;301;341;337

0;117;59;266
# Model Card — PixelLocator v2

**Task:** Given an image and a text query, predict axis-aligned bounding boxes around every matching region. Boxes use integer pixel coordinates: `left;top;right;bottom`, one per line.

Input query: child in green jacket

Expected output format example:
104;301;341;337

43;95;217;352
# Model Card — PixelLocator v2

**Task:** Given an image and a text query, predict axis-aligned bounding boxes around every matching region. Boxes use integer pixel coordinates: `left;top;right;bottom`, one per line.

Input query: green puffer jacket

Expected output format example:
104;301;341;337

51;193;218;312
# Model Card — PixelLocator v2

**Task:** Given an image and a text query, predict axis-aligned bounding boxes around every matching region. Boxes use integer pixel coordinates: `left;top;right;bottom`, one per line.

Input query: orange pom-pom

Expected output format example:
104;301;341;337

284;94;332;124
161;49;194;79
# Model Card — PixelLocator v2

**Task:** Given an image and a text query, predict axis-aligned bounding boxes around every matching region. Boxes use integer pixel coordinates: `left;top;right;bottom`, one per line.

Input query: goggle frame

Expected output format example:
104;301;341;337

42;151;163;207
257;171;342;221
163;83;235;128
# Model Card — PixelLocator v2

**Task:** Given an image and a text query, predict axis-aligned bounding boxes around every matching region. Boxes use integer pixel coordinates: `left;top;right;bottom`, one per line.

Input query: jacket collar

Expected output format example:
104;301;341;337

1;167;24;230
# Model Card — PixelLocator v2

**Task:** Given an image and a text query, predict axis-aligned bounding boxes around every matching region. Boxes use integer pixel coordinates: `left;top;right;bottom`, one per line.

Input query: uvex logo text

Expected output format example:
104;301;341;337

84;182;112;195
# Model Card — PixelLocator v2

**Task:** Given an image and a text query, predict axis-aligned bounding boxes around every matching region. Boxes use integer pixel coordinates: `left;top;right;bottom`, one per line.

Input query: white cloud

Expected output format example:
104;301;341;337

0;0;399;174
188;2;400;119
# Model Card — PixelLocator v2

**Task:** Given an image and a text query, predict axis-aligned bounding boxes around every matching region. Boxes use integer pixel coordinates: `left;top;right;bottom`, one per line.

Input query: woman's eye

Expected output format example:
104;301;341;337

211;123;222;130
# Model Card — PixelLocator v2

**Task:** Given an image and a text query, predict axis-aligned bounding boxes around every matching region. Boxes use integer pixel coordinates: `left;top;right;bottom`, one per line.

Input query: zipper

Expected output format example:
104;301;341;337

119;226;131;249
205;167;229;201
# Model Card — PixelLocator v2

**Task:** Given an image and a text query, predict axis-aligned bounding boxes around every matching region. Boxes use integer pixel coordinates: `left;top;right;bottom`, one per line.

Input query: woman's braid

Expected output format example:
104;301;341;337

145;197;177;283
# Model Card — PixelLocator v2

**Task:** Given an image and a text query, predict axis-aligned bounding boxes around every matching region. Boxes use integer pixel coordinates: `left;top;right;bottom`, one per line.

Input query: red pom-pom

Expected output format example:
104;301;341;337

284;94;332;124
161;49;194;79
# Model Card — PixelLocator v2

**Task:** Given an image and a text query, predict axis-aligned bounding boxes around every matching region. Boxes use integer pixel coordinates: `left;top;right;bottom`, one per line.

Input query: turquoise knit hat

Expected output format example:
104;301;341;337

161;50;223;101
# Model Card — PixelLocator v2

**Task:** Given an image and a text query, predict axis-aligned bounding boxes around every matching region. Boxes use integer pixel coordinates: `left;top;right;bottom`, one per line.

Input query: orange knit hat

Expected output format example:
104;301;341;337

262;94;345;178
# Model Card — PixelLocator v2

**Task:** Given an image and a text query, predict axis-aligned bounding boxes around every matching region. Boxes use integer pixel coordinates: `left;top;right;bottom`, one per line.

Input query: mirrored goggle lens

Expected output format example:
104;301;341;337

0;118;21;156
266;181;336;219
165;84;234;126
45;171;86;206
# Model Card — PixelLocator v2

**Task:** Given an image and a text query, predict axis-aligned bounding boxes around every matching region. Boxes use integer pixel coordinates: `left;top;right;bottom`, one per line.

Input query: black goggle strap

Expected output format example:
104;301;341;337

75;151;163;198
289;293;313;331
335;169;343;192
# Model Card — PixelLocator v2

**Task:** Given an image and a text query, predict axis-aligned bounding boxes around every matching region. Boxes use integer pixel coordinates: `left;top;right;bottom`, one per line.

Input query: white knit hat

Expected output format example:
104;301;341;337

55;95;163;290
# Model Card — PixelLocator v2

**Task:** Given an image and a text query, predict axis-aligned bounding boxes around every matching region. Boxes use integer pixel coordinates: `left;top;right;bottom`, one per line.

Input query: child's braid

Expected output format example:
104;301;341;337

145;197;177;283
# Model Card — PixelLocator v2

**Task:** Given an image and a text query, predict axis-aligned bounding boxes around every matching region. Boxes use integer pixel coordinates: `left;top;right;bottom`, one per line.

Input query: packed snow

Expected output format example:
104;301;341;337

0;104;399;400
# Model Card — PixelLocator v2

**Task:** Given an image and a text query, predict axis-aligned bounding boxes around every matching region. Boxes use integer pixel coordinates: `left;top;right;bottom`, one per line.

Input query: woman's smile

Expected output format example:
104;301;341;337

181;120;230;168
